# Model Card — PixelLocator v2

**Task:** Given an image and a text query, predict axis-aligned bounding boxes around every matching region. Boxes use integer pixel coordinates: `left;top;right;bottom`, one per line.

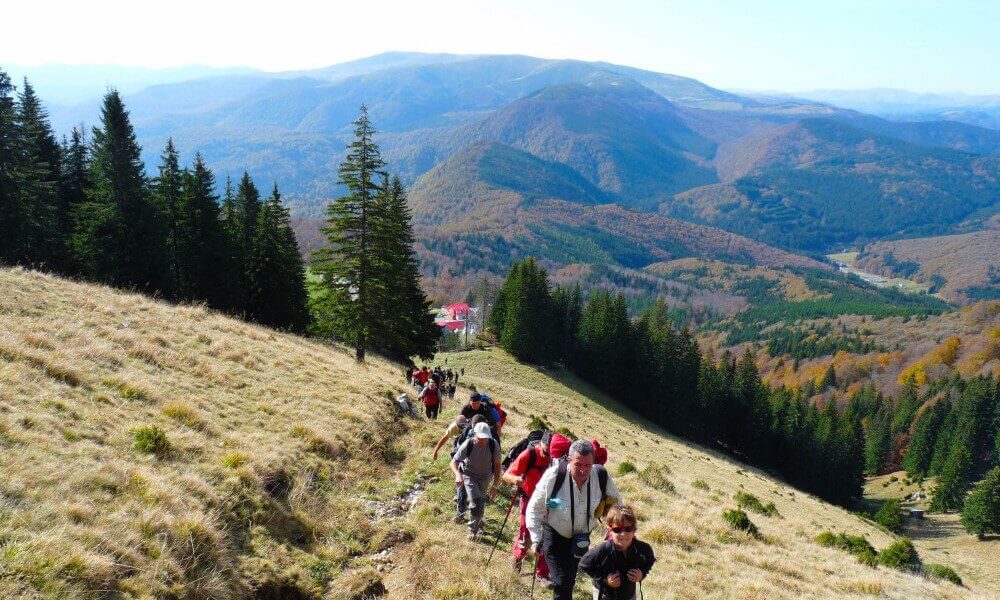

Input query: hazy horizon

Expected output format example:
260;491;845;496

4;0;1000;95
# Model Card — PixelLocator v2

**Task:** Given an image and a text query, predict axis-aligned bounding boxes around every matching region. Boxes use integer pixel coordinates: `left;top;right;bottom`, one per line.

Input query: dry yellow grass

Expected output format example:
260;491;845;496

0;267;986;598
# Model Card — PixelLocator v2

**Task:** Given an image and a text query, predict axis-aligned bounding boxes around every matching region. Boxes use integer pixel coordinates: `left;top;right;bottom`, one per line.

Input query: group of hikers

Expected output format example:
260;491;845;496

407;368;657;600
409;365;461;420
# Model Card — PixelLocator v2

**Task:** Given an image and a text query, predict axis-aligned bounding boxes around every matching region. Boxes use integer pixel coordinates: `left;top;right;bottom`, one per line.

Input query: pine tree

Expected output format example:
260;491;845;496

933;431;975;512
58;127;90;273
372;175;436;360
902;401;947;476
312;105;386;362
72;90;165;291
496;258;555;364
961;466;1000;539
152;138;183;296
821;363;837;390
219;174;244;310
15;79;64;269
177;154;236;308
865;409;893;475
891;375;921;433
0;69;23;264
246;183;308;331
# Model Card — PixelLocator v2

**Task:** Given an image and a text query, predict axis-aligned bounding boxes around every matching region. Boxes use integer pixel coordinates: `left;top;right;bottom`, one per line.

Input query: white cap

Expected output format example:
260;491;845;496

473;422;492;439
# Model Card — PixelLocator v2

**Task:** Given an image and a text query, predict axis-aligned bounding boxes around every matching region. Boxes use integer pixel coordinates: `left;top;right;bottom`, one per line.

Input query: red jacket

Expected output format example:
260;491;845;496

504;433;571;497
421;386;439;406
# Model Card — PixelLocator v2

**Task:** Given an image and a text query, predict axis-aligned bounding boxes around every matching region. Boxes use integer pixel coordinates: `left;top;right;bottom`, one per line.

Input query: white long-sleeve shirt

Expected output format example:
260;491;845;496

526;462;620;543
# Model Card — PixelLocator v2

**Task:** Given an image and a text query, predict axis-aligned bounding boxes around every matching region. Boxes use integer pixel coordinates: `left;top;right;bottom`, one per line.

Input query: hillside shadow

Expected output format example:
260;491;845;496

904;515;966;542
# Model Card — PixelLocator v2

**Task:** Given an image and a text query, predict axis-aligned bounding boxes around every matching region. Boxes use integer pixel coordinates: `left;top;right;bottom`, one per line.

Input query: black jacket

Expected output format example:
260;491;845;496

579;539;656;600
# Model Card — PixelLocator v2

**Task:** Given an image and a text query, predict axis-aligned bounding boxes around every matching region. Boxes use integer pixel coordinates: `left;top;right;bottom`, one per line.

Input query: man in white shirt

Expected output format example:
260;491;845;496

526;439;621;599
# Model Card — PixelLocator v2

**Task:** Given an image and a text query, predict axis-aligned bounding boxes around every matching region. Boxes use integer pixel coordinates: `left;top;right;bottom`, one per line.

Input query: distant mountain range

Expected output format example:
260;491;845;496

752;88;1000;130
14;52;999;302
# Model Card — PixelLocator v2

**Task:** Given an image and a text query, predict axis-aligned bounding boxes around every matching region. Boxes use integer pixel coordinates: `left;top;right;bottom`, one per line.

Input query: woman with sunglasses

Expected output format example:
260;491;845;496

579;505;656;600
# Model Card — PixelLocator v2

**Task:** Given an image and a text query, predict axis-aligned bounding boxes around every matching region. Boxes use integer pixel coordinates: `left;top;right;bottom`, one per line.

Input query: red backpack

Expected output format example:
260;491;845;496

422;387;440;406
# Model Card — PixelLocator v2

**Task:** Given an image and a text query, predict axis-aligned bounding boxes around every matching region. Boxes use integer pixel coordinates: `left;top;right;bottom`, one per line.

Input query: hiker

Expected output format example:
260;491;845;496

580;505;656;600
527;440;621;600
432;415;468;461
414;366;429;389
461;392;496;424
451;421;502;538
419;380;442;420
447;382;456;400
447;415;488;523
502;432;572;584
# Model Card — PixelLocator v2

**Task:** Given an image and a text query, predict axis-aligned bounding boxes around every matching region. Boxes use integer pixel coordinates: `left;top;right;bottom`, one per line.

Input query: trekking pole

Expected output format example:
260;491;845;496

486;491;518;567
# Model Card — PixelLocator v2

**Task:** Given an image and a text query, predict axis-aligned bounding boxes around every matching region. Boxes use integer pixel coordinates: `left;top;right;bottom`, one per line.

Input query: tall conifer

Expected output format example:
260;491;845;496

312;105;386;361
0;69;22;264
73;90;165;291
16;79;63;268
153;138;183;296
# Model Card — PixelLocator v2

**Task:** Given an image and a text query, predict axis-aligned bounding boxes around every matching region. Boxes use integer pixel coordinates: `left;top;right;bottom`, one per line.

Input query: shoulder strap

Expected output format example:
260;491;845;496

596;464;608;498
490;438;500;463
553;459;568;495
525;445;538;473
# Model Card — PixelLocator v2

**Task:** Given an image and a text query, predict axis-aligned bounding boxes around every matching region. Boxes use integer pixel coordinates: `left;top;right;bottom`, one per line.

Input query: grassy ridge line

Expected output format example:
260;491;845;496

389;349;968;598
0;267;970;598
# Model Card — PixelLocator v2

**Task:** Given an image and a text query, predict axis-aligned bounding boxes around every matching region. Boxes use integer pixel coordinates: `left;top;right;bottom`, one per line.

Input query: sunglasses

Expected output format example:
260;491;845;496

610;526;635;534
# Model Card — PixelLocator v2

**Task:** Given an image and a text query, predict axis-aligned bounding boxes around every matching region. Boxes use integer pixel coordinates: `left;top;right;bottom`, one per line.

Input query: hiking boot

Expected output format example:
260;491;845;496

513;557;523;574
537;577;553;590
452;514;465;524
467;529;479;541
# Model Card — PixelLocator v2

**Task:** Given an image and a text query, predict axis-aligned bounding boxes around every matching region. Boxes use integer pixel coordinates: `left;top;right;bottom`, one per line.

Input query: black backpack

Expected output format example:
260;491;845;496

552;457;609;500
450;423;475;457
502;430;553;472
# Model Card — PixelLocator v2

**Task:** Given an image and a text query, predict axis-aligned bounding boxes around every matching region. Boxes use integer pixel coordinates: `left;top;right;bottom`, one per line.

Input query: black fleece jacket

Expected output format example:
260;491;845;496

579;539;656;600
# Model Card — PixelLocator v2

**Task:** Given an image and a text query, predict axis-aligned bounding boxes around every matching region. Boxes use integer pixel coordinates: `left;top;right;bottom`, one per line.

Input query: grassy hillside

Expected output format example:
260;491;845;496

0;267;981;598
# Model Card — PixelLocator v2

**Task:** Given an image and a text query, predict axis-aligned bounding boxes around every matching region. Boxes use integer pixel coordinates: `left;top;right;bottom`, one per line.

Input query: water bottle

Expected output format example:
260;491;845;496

548;497;565;510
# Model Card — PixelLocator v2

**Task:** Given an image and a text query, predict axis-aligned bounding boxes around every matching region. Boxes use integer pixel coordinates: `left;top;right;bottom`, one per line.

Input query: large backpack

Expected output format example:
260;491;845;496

502;430;553;472
552;457;609;501
450;423;475;457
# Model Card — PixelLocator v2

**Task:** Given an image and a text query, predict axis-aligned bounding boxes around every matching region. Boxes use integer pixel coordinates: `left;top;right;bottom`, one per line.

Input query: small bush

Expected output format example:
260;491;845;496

222;452;249;469
554;426;577;441
617;461;637;475
132;425;170;457
639;463;675;494
877;537;920;571
526;415;551;431
922;563;962;586
722;509;759;537
692;479;710;491
888;476;899;483
874;499;903;533
815;531;877;566
735;492;780;517
162;401;208;431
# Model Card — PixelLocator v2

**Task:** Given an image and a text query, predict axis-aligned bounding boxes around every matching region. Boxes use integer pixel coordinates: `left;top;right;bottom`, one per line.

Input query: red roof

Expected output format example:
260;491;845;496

444;303;470;313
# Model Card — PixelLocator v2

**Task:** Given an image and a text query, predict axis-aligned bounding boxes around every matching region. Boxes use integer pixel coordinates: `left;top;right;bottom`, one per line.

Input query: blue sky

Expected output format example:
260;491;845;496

3;0;998;93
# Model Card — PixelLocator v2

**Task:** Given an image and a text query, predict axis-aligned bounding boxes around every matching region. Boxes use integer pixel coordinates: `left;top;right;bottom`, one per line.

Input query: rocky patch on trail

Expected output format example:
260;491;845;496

356;475;434;522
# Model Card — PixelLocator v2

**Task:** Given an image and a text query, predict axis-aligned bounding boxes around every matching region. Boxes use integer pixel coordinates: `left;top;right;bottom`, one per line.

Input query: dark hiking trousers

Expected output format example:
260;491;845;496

455;482;468;517
543;525;582;600
425;403;439;419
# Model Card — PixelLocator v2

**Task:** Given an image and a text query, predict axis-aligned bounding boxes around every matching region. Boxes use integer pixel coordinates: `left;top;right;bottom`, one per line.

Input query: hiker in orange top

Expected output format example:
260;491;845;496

502;432;572;585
